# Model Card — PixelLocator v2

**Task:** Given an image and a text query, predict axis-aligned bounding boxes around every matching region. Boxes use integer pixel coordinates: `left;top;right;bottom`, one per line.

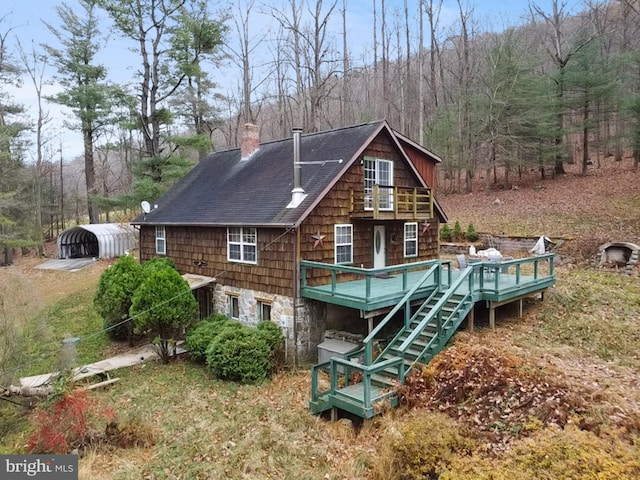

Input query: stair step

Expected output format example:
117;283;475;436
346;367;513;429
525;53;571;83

371;373;397;387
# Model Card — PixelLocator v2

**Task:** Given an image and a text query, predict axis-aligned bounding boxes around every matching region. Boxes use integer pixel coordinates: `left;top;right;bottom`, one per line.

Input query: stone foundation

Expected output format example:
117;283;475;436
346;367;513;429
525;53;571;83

211;284;325;362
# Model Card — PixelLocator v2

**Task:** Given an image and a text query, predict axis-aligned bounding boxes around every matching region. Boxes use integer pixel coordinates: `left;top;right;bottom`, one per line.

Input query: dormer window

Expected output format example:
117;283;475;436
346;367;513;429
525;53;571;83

364;157;394;210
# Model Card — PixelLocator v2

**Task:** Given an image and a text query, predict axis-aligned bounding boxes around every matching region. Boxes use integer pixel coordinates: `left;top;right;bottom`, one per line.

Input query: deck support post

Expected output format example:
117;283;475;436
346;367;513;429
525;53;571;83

368;317;374;334
519;298;523;318
489;304;496;331
467;307;474;332
331;407;338;422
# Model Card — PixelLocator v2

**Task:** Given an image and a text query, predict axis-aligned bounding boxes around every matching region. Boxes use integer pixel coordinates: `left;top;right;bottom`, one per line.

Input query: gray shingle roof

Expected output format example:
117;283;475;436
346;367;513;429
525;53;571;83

132;121;386;227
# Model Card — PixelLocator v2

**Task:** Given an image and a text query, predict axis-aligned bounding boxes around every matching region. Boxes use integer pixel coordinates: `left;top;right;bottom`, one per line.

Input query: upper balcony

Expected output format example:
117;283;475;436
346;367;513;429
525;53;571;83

349;185;433;221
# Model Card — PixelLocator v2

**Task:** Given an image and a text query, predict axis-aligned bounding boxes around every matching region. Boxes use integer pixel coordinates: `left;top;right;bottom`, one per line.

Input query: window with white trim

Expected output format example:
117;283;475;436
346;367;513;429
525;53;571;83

258;301;272;322
155;225;166;255
335;224;353;264
228;294;239;319
364;157;394;210
404;222;418;258
227;227;257;264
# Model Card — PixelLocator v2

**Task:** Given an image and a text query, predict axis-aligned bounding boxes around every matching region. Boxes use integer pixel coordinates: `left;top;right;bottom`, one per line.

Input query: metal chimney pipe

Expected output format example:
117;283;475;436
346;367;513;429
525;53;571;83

288;127;307;209
292;127;302;190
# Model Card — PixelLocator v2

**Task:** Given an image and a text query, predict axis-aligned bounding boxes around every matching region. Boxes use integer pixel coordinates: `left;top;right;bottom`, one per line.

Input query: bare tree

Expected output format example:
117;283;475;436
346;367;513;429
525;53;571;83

17;41;52;252
227;0;265;126
100;0;188;159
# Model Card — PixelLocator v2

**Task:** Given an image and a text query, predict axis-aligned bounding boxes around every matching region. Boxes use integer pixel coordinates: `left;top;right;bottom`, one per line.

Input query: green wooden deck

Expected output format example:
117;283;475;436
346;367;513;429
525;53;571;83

306;254;556;419
301;254;555;313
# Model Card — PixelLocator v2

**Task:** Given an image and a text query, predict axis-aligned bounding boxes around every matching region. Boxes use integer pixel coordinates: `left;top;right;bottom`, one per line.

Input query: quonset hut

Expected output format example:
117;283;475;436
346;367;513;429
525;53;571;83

56;223;138;260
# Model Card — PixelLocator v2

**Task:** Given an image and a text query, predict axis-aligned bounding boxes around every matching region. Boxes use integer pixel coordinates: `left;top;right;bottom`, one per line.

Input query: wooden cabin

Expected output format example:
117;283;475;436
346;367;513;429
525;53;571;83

131;120;447;361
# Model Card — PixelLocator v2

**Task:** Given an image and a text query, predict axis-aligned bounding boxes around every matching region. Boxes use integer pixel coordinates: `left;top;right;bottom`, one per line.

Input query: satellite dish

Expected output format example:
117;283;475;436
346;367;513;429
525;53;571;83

141;201;151;213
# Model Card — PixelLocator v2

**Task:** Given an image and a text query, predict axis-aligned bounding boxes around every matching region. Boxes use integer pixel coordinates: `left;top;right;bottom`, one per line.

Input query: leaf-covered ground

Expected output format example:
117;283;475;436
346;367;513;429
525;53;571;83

440;156;640;243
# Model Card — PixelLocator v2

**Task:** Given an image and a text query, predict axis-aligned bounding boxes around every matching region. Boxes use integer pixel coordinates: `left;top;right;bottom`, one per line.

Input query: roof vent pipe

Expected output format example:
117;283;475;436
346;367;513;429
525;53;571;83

287;127;307;209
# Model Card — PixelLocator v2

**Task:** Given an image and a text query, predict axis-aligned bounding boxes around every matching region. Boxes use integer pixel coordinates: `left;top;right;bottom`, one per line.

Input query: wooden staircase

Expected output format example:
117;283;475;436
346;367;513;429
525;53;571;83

309;265;474;419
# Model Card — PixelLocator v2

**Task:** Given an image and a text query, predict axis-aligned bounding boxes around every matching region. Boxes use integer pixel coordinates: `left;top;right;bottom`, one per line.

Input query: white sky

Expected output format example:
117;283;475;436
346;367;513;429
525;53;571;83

4;0;580;162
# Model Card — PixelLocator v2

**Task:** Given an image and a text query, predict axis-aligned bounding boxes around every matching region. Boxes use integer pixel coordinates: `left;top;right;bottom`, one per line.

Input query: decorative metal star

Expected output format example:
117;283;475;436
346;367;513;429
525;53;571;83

311;231;326;249
422;220;431;234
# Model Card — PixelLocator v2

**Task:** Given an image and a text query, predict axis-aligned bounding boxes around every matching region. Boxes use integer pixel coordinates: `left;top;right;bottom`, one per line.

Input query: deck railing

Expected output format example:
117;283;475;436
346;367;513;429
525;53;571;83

300;259;445;305
349;185;433;220
310;355;404;413
394;269;474;380
467;253;555;293
361;263;444;364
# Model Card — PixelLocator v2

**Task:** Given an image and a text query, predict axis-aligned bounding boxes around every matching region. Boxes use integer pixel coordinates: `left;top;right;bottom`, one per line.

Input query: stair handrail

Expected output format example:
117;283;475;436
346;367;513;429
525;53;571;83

375;288;440;363
400;291;473;379
329;355;404;409
362;262;441;364
398;267;472;353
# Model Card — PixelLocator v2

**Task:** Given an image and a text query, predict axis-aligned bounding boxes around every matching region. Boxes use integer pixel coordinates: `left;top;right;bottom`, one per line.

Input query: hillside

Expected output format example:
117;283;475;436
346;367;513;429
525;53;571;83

439;156;640;270
1;158;640;478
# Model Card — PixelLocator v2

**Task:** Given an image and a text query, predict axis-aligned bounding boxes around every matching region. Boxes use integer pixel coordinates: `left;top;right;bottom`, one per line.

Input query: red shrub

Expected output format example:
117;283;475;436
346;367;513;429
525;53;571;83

25;390;114;454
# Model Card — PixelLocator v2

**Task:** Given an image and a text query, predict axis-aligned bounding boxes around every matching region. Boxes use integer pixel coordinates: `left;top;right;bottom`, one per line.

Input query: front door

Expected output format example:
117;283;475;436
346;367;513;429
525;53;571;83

373;225;386;269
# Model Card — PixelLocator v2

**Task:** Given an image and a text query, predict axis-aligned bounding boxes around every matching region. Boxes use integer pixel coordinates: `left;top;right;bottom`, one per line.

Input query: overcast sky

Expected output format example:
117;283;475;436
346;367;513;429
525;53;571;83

5;0;581;162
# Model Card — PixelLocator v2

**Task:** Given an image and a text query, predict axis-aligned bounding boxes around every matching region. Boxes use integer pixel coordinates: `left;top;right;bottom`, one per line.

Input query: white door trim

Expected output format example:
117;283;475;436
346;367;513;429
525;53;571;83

373;225;386;269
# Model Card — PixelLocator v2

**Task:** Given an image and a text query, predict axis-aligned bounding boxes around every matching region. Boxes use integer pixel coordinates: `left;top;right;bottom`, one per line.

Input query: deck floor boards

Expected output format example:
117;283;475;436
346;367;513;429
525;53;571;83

302;263;553;312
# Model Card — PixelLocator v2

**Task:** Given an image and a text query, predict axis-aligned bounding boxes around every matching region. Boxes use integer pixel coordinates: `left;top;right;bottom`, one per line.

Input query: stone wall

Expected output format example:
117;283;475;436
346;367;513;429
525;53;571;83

295;299;326;363
441;234;563;255
211;284;325;362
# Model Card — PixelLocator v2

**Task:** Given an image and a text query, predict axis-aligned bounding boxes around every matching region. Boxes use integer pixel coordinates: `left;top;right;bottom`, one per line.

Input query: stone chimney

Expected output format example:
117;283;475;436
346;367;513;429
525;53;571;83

240;123;260;160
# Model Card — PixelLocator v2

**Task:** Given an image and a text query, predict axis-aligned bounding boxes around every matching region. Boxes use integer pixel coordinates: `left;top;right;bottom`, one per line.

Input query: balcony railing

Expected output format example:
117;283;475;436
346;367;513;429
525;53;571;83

350;185;433;220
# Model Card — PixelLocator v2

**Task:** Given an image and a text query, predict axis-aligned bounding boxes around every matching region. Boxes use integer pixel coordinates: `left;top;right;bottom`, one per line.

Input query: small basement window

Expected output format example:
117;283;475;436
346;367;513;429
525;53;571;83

258;301;272;322
227;294;239;320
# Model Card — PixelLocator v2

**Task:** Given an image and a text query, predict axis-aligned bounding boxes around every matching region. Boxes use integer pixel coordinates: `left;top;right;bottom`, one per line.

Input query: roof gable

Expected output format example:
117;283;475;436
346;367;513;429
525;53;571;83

132;120;447;227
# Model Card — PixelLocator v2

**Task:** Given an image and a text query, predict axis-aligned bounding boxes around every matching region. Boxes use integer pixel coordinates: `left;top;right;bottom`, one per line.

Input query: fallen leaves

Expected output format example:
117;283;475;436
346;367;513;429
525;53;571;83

397;339;588;452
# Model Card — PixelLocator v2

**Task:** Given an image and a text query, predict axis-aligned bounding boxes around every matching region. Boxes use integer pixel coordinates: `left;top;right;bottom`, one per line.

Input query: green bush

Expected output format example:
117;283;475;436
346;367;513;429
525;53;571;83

440;224;452;241
205;326;271;384
130;266;198;363
466;224;479;242
93;255;143;341
452;221;463;241
141;257;177;274
256;320;285;368
185;315;238;361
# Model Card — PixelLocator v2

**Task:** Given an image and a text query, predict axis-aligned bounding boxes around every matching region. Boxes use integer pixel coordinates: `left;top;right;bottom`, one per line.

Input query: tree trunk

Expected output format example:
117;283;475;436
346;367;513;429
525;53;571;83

84;129;99;224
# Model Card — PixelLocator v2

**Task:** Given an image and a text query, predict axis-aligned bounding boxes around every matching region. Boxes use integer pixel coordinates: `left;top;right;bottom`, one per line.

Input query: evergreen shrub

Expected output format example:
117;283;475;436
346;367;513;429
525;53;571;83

452;221;463;241
256;320;286;368
93;255;142;341
185;314;239;361
466;224;479;242
440;224;452;241
205;326;271;384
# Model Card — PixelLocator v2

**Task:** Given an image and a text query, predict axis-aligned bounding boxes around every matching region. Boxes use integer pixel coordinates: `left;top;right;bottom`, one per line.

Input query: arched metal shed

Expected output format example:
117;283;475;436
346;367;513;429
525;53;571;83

57;223;138;260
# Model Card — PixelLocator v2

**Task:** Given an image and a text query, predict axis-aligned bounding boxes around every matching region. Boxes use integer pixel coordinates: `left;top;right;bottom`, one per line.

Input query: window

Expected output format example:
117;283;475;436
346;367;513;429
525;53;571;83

228;294;239;319
404;222;418;258
227;227;257;264
155;226;166;255
364;157;394;210
335;224;353;264
258;301;272;322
